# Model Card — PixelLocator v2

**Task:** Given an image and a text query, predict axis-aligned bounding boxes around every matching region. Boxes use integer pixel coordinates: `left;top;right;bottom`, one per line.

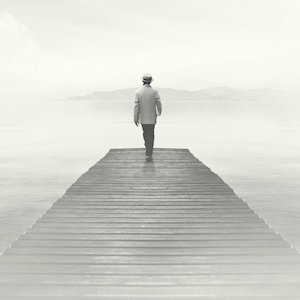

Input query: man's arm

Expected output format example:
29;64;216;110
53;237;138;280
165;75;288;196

155;90;162;116
134;92;140;126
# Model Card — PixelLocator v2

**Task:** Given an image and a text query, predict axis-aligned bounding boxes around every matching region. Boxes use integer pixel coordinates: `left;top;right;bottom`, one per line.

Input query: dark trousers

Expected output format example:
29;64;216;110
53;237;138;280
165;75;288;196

142;124;155;156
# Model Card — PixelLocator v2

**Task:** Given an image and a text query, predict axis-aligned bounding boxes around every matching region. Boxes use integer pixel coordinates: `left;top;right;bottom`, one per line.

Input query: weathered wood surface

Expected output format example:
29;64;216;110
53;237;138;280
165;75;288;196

0;148;299;299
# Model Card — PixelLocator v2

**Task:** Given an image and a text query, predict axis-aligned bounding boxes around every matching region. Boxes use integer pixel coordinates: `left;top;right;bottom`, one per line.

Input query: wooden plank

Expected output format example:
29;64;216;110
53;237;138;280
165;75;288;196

1;297;300;300
0;284;299;298
59;195;241;199
37;215;264;221
18;232;282;241
11;239;292;249
4;247;297;256
0;273;300;286
50;205;251;210
1;263;300;275
42;212;258;218
2;254;300;265
33;222;269;229
27;226;274;234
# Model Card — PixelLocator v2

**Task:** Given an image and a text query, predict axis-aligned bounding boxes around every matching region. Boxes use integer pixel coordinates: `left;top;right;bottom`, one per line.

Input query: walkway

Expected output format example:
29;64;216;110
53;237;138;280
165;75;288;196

0;148;299;299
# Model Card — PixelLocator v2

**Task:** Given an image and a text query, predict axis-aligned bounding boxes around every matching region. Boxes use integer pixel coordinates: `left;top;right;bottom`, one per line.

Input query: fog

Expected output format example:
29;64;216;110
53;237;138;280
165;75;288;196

1;0;300;99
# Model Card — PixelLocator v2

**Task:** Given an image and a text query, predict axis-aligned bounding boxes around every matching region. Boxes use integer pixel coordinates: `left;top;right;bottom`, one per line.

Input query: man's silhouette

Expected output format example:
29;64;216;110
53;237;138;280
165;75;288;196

134;73;162;162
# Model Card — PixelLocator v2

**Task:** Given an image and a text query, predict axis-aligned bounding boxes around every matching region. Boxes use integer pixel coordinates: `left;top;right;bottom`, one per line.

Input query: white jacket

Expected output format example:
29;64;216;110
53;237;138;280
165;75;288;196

134;85;162;124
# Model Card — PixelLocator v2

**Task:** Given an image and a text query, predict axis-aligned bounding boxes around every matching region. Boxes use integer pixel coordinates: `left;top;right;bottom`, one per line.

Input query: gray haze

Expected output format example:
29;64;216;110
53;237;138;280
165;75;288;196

1;0;300;99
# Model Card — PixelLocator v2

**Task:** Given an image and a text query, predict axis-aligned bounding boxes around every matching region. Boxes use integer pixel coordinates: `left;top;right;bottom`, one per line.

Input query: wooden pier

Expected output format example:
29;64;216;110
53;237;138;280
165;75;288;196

0;148;299;299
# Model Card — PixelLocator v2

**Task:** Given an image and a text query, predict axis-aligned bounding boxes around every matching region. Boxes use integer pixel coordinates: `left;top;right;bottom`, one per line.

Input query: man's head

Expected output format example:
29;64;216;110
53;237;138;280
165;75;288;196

142;73;153;84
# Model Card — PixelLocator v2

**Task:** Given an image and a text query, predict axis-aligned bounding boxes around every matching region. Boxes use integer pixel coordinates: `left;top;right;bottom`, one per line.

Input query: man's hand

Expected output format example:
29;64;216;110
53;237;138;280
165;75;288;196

134;120;139;126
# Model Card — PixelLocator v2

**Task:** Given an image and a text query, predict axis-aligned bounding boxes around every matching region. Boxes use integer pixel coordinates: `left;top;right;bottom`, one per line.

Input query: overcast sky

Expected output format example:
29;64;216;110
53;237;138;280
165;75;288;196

1;0;300;99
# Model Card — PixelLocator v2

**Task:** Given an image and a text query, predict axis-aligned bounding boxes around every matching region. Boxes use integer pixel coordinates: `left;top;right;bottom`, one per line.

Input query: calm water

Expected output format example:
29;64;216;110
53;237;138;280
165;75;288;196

1;98;300;253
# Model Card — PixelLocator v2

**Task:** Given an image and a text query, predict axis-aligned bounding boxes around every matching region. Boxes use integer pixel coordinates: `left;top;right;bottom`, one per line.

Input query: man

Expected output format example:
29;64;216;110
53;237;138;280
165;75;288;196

134;73;162;162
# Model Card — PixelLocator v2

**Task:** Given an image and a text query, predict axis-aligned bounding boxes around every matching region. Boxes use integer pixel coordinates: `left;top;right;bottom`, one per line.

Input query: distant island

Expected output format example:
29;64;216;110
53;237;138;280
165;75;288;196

66;87;292;102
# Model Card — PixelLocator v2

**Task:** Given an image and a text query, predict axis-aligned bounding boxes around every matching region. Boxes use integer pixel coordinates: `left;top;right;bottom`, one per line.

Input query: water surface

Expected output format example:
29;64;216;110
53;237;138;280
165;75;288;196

1;98;299;253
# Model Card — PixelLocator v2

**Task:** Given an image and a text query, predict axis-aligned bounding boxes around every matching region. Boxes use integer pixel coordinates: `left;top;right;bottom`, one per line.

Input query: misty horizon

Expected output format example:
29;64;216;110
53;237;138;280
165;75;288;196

1;0;300;100
65;85;300;103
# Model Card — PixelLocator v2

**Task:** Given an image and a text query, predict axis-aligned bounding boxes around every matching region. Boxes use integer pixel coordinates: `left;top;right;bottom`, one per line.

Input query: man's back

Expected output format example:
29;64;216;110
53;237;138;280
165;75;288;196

134;73;161;161
134;84;162;125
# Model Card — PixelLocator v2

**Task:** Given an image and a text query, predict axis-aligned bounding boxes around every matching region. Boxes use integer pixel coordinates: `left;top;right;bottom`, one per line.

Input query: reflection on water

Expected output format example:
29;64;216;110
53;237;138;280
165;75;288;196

0;98;300;253
142;160;156;175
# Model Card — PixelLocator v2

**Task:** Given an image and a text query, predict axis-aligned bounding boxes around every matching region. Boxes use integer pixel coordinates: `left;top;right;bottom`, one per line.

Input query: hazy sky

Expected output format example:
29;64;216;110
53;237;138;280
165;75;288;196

1;0;300;98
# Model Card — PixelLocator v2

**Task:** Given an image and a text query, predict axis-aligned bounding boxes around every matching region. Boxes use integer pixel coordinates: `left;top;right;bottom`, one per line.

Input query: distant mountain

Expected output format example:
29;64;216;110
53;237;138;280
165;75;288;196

66;87;292;101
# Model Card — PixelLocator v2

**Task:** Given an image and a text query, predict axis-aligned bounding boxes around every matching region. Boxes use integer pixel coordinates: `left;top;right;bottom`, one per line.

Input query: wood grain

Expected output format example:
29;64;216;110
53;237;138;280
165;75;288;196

0;148;299;299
